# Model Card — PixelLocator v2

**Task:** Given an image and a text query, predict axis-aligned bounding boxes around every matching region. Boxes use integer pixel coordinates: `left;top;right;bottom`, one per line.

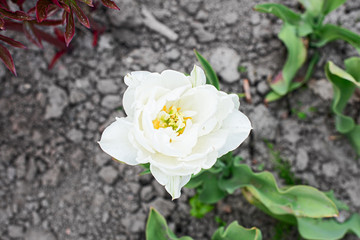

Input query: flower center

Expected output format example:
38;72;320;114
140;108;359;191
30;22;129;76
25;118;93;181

152;105;190;135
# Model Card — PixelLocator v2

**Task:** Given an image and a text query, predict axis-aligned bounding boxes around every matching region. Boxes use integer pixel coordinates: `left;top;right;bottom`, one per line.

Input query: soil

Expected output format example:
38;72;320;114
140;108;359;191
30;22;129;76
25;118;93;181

1;0;360;239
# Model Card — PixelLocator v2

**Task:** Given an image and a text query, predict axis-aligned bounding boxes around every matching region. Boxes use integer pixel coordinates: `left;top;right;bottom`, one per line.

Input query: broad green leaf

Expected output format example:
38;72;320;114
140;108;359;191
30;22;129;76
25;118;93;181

194;49;220;90
271;23;307;96
186;168;227;204
265;90;283;102
297;214;360;240
314;24;360;54
297;21;313;37
298;0;324;16
325;59;360;133
346;125;360;156
146;208;193;240
254;3;301;25
212;221;262;240
219;164;338;218
322;0;347;15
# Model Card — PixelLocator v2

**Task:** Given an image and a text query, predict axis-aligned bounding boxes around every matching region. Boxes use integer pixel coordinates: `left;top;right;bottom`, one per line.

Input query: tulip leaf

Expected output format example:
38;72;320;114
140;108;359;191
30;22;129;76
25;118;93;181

324;191;349;211
325;58;360;155
270;23;307;96
194;49;220;90
219;163;338;219
146;208;193;240
321;0;347;15
297;214;360;240
189;194;214;218
314;24;360;54
212;221;262;240
254;3;301;25
298;0;323;16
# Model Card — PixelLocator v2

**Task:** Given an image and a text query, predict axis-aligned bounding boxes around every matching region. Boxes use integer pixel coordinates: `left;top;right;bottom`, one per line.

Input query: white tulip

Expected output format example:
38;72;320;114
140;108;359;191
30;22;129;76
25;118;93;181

99;65;252;199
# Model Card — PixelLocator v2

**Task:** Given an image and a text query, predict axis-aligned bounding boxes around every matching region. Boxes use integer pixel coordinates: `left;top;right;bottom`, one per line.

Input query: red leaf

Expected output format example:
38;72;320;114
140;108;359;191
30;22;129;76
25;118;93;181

48;49;66;69
27;6;36;14
101;0;119;10
60;2;71;12
0;8;33;21
0;0;9;9
51;0;61;7
0;34;26;48
36;0;54;22
33;19;63;26
0;43;16;75
0;18;4;30
64;10;75;46
32;26;66;49
23;22;42;48
78;0;94;7
71;2;90;28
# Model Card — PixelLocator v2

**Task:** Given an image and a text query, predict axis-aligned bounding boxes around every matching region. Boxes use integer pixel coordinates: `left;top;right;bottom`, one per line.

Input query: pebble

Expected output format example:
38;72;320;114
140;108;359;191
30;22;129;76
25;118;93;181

322;162;339;178
99;166;118;184
97;79;120;94
101;95;122;109
44;85;68;119
296;148;309;171
25;229;56;240
8;225;24;238
249;105;278;140
148;198;175;217
42;167;60;187
210;47;241;83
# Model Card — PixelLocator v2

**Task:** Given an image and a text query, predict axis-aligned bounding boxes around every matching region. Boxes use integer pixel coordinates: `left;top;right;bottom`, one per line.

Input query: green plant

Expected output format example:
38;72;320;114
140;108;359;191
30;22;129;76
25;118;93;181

146;208;262;240
189;194;214;218
254;0;360;102
325;57;360;155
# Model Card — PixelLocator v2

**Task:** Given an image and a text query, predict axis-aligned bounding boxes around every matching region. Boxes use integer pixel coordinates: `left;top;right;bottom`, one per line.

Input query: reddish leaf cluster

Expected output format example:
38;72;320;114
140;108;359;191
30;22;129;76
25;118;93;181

0;0;119;75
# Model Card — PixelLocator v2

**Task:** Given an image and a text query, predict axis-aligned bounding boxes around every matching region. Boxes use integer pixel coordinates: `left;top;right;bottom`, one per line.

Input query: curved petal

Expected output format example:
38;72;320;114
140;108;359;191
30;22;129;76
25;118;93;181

190;65;206;87
218;110;252;156
98;118;138;165
150;165;191;199
160;70;192;90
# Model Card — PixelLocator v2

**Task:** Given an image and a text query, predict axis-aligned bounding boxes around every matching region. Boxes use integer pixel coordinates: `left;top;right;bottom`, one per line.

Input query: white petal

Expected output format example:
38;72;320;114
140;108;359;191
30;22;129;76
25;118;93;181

218;110;252;156
150;165;191;199
98;118;138;165
124;71;151;87
160;70;192;90
190;65;206;87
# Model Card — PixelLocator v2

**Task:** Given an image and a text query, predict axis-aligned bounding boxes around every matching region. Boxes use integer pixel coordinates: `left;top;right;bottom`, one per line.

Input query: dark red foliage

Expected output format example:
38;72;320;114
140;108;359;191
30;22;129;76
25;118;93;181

0;0;120;75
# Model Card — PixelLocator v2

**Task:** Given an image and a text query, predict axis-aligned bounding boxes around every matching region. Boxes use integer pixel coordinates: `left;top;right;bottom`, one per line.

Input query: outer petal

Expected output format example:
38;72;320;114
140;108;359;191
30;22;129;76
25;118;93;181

150;165;191;200
190;65;206;87
160;70;192;90
98;117;138;165
218;110;252;156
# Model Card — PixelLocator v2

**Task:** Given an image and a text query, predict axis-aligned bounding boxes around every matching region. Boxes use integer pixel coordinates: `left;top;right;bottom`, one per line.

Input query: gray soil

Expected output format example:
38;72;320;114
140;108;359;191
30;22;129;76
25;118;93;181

1;0;360;239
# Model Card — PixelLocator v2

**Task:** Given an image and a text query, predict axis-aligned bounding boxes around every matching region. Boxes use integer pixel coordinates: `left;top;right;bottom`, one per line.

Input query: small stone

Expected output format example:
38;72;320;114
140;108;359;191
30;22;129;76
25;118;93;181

296;148;309;171
209;47;241;83
256;81;269;95
121;211;146;233
148;198;175;217
42;167;60;187
249;105;278;140
66;128;84;143
97;80;119;94
223;12;238;25
69;89;86;104
141;185;155;202
26;158;36;181
322;162;339;178
192;22;216;43
165;49;181;61
44;85;68;119
99;166;118;184
25;229;56;240
8;225;24;238
308;79;333;100
101;95;122;109
251;13;261;25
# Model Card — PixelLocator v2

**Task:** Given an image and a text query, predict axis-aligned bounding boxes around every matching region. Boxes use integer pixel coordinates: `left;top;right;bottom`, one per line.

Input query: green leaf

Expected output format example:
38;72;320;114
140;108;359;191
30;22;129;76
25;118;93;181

219;164;339;219
325;59;360;130
297;214;360;240
298;0;324;16
146;208;193;240
314;24;360;54
189;194;214;218
271;23;307;96
322;0;347;15
186;168;227;204
194;49;220;90
254;3;301;25
212;221;262;240
324;191;349;211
